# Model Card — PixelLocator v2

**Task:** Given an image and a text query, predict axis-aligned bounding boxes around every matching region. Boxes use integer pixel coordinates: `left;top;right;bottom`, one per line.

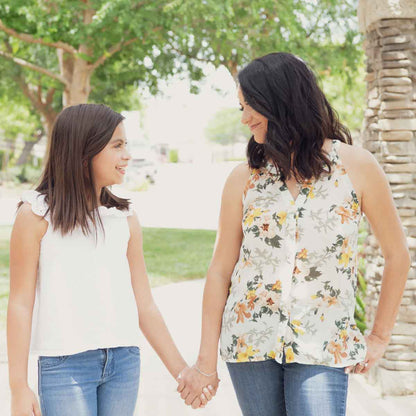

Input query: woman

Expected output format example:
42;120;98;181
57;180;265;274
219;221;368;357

177;53;411;415
7;104;216;416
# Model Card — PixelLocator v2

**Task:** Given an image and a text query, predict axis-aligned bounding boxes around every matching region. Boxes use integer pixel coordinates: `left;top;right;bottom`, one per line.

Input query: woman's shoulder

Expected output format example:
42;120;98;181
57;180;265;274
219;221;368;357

337;140;378;170
224;162;251;190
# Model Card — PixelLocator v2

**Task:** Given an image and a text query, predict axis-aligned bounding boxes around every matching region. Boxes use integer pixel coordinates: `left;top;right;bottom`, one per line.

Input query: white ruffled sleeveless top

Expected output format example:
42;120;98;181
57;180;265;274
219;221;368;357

21;190;141;356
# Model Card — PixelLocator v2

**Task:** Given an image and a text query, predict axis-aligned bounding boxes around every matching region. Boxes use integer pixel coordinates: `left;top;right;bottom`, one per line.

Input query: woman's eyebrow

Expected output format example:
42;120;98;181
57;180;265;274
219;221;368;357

110;138;127;144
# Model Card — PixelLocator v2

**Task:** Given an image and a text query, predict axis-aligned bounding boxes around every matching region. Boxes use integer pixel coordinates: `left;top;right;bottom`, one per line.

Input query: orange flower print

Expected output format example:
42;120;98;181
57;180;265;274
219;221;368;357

236;336;247;352
327;341;348;364
324;296;338;306
336;206;353;224
293;265;301;274
235;302;251;323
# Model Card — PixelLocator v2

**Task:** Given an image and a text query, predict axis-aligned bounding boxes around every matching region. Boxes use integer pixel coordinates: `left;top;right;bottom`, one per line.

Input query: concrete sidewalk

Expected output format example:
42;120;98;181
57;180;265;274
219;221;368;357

2;279;416;415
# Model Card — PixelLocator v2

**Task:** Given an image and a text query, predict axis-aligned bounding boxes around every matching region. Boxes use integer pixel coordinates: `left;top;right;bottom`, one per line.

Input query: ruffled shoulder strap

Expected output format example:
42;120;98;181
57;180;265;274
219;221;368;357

20;190;51;221
97;203;135;218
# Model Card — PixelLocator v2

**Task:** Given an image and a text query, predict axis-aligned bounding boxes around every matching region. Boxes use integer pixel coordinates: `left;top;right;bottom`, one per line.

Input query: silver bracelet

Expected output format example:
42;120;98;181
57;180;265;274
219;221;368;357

192;363;217;377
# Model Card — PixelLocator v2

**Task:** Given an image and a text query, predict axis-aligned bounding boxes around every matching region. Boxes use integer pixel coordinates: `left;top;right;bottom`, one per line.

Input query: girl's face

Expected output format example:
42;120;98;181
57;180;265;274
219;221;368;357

238;87;268;144
91;122;131;189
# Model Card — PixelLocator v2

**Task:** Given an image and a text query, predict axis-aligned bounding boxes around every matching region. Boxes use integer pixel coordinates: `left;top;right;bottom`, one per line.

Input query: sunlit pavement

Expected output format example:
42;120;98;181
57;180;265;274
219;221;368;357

1;279;416;415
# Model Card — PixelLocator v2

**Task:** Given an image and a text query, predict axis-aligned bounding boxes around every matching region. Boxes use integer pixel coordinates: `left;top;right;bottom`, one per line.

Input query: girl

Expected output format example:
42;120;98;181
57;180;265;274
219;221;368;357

7;104;217;415
178;53;411;415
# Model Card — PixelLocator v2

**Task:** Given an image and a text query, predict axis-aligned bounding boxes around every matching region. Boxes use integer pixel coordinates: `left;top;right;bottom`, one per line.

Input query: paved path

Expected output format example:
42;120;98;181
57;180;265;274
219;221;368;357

1;279;416;415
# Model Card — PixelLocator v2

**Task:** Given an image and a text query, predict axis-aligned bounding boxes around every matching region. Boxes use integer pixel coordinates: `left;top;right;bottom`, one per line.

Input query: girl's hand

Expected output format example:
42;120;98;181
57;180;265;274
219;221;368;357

345;333;390;375
11;385;42;416
176;365;220;409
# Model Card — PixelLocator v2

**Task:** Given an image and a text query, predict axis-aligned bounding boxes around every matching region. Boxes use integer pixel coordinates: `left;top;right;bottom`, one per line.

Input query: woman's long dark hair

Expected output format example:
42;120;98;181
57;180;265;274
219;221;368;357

239;52;352;182
19;103;130;236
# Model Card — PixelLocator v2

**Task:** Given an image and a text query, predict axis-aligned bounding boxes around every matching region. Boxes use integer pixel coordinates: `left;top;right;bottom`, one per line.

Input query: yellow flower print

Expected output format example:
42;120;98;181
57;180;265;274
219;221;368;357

272;280;282;291
297;248;308;259
339;247;352;267
335;179;339;187
244;207;264;226
352;201;359;212
268;350;276;359
340;329;348;340
291;320;305;335
246;290;257;310
320;313;325;322
285;347;295;363
277;211;287;225
237;345;258;362
290;200;295;205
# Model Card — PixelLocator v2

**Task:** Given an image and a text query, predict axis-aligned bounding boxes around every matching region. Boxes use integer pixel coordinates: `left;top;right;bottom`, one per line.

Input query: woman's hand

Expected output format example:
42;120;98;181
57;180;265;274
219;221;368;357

345;333;390;375
11;385;42;416
177;365;220;409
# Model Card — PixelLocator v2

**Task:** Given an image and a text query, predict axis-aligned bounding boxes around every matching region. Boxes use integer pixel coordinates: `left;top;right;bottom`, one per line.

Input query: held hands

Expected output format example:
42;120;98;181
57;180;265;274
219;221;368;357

345;332;390;375
177;364;220;409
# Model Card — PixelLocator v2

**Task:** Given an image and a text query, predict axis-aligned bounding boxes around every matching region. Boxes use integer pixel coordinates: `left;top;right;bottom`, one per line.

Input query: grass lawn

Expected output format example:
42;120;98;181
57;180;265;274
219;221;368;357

0;225;216;329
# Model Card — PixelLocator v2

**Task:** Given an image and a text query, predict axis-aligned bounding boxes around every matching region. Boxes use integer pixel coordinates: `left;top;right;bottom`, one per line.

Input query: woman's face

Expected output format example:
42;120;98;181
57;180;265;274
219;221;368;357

91;122;131;189
238;87;268;144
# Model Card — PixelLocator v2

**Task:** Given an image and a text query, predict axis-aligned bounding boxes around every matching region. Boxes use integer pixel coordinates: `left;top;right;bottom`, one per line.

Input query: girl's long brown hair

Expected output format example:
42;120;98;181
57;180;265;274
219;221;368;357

19;104;130;236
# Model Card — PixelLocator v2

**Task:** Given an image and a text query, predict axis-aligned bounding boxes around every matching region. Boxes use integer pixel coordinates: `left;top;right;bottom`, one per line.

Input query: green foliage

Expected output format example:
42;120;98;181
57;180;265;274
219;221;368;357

0;164;42;184
206;107;249;145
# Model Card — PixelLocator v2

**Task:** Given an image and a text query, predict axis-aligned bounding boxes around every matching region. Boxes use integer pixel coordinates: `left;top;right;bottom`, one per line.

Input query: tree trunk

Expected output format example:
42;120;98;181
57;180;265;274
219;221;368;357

59;50;92;106
16;129;44;166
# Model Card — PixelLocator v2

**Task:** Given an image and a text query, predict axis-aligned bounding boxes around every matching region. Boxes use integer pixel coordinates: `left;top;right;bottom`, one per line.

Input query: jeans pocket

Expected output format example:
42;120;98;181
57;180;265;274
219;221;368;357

127;346;141;356
39;355;69;370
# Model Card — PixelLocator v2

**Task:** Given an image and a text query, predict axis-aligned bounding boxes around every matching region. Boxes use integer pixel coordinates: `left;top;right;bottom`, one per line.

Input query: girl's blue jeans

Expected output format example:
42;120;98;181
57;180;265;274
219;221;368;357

226;356;349;416
38;346;140;416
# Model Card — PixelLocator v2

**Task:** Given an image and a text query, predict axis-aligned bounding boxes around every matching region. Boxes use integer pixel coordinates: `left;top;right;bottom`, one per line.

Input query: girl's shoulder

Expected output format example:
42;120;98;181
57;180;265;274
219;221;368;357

20;190;50;221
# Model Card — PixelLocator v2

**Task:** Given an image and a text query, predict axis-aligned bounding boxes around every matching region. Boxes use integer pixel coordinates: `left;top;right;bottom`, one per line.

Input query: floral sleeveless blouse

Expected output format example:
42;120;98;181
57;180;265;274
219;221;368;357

220;139;367;367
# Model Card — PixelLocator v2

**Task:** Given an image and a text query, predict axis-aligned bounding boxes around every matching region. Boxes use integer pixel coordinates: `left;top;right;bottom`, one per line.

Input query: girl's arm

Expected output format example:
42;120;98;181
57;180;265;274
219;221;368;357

127;212;187;378
8;203;47;416
177;163;250;404
345;149;411;374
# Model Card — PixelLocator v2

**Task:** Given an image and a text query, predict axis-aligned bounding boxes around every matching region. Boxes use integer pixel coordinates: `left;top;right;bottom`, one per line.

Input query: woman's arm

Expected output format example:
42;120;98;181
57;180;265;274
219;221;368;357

345;149;411;374
8;203;46;416
177;163;251;406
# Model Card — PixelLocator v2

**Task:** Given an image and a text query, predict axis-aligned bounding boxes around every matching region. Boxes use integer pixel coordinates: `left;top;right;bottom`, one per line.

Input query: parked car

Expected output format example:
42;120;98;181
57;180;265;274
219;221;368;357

128;157;158;184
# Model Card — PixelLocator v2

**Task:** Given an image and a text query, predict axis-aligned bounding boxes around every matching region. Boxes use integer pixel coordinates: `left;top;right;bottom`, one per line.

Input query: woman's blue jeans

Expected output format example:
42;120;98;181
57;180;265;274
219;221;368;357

227;357;348;416
38;347;140;416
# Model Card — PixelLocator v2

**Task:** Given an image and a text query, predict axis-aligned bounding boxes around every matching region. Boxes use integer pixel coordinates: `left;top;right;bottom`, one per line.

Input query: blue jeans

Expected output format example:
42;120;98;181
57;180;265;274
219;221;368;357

38;347;140;416
227;358;348;416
